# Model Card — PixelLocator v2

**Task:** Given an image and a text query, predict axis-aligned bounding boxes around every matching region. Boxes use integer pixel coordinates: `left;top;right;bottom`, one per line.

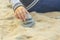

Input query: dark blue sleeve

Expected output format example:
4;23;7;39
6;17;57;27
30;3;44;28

28;0;60;13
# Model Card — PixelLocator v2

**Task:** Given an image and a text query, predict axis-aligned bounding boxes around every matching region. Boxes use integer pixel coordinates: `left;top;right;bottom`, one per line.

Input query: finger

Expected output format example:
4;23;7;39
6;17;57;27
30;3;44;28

20;11;25;21
25;9;29;14
14;10;20;19
17;9;24;21
22;8;29;19
21;9;26;21
24;9;30;19
15;10;22;19
15;12;19;19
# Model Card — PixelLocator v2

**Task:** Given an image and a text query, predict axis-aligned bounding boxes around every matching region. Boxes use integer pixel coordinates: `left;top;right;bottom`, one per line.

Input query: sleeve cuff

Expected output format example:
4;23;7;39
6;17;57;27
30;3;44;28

13;3;23;10
10;0;23;10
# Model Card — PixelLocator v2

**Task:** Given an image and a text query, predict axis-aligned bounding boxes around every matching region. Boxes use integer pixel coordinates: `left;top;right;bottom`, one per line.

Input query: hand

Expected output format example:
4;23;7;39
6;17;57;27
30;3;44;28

14;6;29;21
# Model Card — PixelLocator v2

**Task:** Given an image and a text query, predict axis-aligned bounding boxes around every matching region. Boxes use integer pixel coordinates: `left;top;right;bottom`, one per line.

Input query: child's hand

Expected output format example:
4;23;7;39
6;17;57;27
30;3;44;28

14;6;29;21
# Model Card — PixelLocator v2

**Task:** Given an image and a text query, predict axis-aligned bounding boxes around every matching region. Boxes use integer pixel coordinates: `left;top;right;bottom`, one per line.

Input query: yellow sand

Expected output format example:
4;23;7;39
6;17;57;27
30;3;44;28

0;0;60;40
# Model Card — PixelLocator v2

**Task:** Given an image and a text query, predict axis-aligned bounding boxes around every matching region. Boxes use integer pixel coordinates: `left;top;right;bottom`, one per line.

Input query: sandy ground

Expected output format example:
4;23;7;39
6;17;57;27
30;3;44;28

0;0;60;40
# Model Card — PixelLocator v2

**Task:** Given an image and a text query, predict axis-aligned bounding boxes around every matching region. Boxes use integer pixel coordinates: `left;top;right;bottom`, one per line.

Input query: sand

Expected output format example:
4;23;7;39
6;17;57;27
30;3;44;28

0;0;60;40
